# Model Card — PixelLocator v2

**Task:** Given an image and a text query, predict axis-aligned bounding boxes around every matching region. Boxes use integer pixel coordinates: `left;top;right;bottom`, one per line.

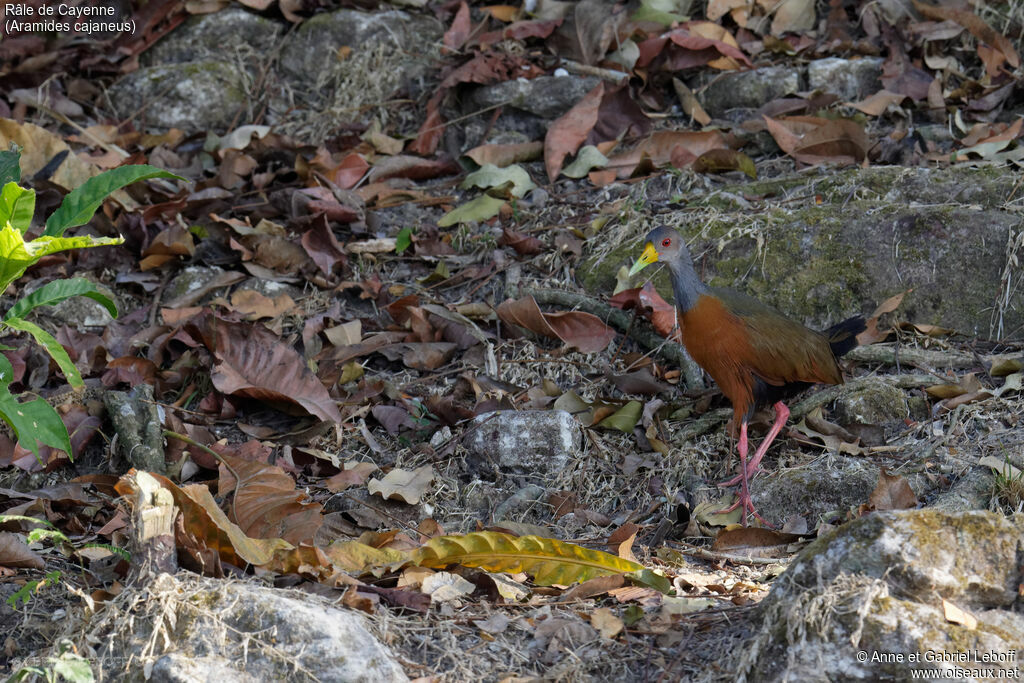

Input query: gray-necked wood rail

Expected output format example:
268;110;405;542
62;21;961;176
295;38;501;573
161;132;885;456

629;226;865;526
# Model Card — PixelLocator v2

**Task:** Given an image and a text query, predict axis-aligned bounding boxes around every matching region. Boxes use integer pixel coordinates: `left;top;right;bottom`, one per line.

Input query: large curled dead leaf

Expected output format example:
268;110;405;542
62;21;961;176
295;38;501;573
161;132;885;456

218;453;324;545
0;531;45;569
186;311;342;423
410;531;644;586
497;296;616;353
762;115;868;166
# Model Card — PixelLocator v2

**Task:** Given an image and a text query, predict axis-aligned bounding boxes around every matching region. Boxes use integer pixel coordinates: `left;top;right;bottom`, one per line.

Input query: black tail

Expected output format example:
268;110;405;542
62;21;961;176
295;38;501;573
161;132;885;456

823;316;866;358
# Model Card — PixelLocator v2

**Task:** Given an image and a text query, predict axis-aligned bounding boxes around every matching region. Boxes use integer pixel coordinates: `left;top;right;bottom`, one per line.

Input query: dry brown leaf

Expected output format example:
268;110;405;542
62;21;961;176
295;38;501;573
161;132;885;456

0;532;45;570
867;468;918;511
762;115;868;166
325;461;380;493
770;0;815;35
590;607;624;639
218;454;324;545
465;142;545;167
545;82;605;181
497;296;616;353
942;599;978;629
846;90;907;116
186;312;342;423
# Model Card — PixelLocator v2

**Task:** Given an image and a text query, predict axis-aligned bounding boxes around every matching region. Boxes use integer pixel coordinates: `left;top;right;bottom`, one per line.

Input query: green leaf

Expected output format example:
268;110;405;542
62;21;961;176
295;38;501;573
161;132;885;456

395;227;413;254
50;654;96;683
44;164;184;237
562;146;609;179
630;0;688;27
0;356;73;460
460;163;536;199
0;225;123;293
437;195;506;227
597;400;642;432
0;181;35;233
3;318;83;388
629;568;672;593
0;147;20;185
27;527;70;545
4;277;117;321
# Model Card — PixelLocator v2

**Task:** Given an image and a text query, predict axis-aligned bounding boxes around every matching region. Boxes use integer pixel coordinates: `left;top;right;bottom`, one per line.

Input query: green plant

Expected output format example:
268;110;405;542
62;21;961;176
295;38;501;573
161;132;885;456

0;147;181;461
7;639;95;683
993;461;1024;512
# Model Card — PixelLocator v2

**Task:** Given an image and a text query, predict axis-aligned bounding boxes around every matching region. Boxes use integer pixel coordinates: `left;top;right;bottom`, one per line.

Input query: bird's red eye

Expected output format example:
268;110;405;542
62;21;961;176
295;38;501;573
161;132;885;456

661;238;671;247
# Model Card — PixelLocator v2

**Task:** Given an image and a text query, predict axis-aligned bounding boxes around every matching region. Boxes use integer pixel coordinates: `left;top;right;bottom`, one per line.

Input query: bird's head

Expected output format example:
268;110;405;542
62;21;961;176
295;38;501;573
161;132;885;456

628;226;685;277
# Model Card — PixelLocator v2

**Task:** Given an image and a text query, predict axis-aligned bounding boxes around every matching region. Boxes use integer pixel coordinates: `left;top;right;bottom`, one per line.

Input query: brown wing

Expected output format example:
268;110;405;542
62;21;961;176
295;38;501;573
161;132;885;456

710;288;842;387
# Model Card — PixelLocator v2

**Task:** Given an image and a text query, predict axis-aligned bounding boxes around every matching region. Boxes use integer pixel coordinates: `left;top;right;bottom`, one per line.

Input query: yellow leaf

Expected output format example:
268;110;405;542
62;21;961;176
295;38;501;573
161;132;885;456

410;531;643;586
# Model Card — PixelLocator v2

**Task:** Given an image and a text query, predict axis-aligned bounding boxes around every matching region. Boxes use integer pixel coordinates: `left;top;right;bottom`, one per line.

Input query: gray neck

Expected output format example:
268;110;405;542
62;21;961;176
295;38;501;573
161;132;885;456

667;249;707;313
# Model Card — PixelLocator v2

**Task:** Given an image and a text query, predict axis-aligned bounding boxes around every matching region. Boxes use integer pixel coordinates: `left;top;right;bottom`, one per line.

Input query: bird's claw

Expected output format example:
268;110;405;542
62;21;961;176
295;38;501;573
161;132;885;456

716;465;765;488
713;495;775;528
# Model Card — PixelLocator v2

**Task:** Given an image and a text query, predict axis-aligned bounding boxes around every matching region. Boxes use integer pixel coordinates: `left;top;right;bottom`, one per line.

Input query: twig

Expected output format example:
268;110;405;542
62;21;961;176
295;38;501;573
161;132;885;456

845;344;975;369
560;60;630;83
162;430;240;489
665;541;792;566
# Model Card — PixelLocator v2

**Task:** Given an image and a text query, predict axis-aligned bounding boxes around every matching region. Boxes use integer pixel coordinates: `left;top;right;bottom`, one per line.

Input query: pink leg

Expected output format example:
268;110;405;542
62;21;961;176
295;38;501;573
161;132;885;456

714;422;772;526
718;401;790;487
745;401;790;475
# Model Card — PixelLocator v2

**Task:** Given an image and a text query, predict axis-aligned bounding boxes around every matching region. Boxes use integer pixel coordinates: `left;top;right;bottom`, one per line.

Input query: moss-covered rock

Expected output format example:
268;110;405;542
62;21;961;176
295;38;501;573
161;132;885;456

736;510;1024;681
584;166;1023;339
833;379;910;425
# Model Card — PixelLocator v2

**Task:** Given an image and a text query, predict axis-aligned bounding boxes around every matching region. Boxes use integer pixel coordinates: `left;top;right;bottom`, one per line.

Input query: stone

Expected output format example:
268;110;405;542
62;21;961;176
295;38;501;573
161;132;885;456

462;76;602;120
143;7;283;66
45;280;118;330
736;510;1024;681
462;410;582;482
108;62;249;133
697;66;801;117
95;573;408;682
584;166;1023;338
166;265;227;304
806;57;884;101
833;379;909;425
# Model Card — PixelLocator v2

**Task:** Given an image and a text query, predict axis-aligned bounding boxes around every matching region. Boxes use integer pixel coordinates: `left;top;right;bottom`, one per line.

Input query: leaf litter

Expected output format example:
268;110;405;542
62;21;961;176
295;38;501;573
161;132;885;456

1;0;1024;680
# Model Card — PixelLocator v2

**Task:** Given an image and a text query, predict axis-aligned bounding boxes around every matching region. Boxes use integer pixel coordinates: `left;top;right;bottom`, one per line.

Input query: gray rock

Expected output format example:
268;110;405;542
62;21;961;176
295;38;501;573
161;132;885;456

806;57;884;101
833;379;909;425
736;510;1024;682
97;573;408;682
750;457;879;523
143;7;283;66
462;76;602;120
108;62;250;133
463;410;582;482
45;280;118;330
697;66;802;117
166;265;227;304
277;9;441;94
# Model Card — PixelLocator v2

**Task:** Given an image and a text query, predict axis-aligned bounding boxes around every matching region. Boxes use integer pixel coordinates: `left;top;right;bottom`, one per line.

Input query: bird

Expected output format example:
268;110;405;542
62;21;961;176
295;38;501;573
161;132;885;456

629;226;865;526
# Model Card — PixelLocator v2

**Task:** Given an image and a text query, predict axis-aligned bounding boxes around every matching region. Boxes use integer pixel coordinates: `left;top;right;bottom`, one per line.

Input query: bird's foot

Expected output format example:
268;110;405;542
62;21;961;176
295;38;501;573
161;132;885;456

716;465;765;488
713;493;775;528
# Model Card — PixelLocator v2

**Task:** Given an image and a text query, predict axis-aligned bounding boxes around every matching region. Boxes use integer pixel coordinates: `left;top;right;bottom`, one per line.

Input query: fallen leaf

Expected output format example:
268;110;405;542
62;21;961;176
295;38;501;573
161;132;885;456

867;468;918;511
497;296;616;353
367;466;435;504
